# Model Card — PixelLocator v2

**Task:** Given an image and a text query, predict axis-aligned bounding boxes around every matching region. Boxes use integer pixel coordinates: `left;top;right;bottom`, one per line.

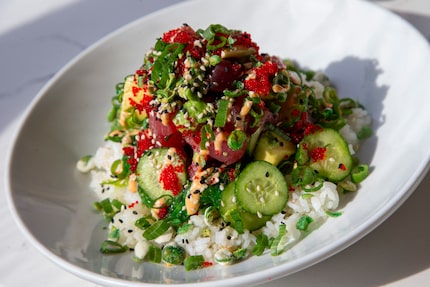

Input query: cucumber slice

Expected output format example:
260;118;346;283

235;161;288;216
136;147;187;201
220;182;270;231
296;128;352;182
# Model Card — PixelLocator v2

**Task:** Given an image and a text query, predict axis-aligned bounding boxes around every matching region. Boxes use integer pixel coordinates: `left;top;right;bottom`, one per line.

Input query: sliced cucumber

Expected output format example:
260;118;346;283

136;147;187;201
220;182;270;231
296;128;352;182
235;161;288;216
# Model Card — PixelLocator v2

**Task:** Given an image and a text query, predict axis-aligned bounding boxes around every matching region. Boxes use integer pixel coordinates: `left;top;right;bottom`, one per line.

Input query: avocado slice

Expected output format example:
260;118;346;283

253;130;296;166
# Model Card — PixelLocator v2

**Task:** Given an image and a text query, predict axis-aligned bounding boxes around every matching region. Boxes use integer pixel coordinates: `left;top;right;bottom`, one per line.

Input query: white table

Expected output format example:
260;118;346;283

1;1;429;286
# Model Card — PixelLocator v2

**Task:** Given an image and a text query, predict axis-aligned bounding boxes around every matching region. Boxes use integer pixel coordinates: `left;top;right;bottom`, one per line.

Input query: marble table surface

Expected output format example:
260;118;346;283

1;0;429;286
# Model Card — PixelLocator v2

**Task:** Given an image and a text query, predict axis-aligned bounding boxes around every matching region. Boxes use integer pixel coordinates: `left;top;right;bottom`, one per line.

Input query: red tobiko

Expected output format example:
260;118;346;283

162;25;197;44
244;61;278;96
159;164;185;196
162;25;203;61
310;147;327;162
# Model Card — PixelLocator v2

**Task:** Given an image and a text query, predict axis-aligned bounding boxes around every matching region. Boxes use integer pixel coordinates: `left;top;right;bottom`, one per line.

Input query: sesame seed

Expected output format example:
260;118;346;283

128;229;133;233
227;235;232;240
265;171;269;177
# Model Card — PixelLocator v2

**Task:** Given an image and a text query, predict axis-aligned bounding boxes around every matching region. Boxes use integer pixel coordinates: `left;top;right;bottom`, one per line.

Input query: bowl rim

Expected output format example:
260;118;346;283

4;0;430;286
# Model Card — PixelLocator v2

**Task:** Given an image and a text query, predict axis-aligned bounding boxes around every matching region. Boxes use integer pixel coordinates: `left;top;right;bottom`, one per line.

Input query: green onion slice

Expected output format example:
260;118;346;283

184;255;205;271
253;233;269;256
100;240;128;254
214;99;230;127
296;215;314;231
351;164;369;183
147;245;162;263
142;220;170;240
227;130;247;151
270;224;287;256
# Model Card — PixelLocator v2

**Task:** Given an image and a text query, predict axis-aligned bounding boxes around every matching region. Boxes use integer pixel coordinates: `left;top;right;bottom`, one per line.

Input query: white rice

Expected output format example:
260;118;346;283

77;108;371;265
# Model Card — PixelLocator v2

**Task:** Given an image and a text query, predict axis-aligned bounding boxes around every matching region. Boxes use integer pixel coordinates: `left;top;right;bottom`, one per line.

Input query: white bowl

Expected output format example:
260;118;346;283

6;0;430;286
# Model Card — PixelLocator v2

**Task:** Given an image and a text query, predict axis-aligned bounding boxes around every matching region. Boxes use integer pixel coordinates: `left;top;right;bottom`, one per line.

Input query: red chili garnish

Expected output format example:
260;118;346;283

202;261;213;268
338;163;347;171
310;147;327;162
128;200;140;209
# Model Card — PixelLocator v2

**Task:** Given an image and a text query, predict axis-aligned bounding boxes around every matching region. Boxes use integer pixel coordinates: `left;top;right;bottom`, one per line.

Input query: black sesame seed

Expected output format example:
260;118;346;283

227;235;232;240
185;239;189;244
128;229;133;233
133;210;138;215
167;154;172;160
118;219;123;224
265;171;270;177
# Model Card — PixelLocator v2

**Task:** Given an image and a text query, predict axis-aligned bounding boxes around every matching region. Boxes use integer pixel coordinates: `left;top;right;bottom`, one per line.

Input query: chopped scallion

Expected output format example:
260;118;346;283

184;255;205;271
351;164;369;183
227;130;247;151
100;240;127;254
296;215;314;231
214;99;229;127
142;220;170;240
